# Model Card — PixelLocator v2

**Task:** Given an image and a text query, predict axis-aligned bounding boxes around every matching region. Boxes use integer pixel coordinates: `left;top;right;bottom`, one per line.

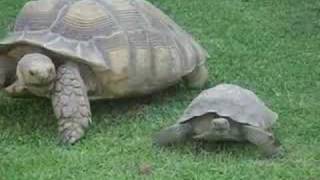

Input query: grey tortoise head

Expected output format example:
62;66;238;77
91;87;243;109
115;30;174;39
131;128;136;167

17;53;56;87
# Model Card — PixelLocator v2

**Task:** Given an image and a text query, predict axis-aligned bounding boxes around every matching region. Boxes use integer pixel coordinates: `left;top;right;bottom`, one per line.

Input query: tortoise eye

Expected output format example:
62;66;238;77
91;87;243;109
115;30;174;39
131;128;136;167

29;70;36;76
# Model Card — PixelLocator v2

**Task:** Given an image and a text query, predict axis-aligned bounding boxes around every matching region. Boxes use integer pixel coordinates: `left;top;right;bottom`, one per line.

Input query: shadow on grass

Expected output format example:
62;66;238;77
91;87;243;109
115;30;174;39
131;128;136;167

154;140;261;160
0;82;205;139
90;82;204;124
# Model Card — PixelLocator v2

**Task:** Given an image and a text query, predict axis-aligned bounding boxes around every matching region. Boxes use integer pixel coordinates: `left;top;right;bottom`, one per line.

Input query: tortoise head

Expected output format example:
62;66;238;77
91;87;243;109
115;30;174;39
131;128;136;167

210;118;230;135
17;53;56;87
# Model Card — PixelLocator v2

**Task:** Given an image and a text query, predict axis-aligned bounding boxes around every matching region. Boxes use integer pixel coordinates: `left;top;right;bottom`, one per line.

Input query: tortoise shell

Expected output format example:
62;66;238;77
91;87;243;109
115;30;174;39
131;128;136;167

0;0;208;98
178;84;278;128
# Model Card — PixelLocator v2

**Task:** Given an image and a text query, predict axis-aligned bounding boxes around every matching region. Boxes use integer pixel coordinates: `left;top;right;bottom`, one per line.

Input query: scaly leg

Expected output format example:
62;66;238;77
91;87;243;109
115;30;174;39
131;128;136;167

52;62;91;144
153;123;193;146
242;125;283;158
4;80;30;97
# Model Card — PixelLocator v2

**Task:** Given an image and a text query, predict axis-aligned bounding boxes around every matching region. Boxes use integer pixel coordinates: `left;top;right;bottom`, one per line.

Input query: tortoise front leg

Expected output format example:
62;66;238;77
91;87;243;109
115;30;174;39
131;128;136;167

242;125;283;158
153;123;193;146
0;55;16;89
52;62;91;144
1;55;31;97
4;80;30;97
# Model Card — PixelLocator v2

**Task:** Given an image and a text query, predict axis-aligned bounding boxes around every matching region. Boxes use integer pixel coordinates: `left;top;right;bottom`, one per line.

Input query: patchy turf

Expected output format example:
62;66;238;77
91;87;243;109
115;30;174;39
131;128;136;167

0;0;319;179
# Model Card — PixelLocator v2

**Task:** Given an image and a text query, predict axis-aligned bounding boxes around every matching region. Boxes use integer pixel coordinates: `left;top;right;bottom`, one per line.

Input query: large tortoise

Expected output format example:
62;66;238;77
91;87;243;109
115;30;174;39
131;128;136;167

0;0;209;144
154;84;282;158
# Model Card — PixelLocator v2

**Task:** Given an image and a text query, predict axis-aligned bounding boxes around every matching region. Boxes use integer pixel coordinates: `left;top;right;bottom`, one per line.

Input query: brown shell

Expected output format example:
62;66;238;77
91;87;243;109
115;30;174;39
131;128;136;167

0;0;208;96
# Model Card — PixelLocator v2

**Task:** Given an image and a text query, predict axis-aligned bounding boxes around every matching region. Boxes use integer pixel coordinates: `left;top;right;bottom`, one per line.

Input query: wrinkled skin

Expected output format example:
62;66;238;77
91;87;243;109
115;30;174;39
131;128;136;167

2;53;91;145
5;53;56;97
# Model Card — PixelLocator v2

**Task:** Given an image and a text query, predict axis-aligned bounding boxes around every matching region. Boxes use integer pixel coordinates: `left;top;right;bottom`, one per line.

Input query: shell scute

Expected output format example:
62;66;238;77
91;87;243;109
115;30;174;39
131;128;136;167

51;0;115;41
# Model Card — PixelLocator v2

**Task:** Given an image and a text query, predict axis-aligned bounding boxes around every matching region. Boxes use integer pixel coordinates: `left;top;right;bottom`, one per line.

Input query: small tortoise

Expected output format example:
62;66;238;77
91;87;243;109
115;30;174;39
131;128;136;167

154;84;282;158
0;0;208;144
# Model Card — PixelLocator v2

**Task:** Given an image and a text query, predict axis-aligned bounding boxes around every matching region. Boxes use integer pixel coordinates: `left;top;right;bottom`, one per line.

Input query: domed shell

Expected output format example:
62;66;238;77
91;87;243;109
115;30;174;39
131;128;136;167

0;0;208;76
178;84;278;128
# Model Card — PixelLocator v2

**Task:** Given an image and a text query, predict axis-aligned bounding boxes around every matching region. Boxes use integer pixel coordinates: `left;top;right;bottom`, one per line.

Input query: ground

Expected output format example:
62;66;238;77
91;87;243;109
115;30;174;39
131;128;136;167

0;0;319;179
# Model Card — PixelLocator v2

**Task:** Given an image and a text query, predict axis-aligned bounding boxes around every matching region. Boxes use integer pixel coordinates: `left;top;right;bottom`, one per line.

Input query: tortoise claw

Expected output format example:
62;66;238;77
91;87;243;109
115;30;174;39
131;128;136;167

59;126;84;145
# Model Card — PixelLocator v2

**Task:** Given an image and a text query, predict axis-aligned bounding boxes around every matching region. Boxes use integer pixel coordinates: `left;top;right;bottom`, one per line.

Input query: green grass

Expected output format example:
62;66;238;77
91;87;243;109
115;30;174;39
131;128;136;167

0;0;320;179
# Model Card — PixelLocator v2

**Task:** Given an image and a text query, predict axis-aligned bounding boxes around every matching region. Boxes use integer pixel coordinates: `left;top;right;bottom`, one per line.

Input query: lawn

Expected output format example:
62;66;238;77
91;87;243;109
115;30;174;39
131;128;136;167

0;0;319;179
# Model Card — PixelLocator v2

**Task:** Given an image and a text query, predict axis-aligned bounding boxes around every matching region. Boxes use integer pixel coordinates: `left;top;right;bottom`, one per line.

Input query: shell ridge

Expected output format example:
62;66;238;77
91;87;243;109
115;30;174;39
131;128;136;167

76;43;81;56
95;0;122;28
95;0;131;73
91;40;111;70
133;0;153;29
99;0;136;89
139;0;207;69
43;35;61;47
130;29;153;89
18;31;25;41
1;30;109;70
48;4;70;30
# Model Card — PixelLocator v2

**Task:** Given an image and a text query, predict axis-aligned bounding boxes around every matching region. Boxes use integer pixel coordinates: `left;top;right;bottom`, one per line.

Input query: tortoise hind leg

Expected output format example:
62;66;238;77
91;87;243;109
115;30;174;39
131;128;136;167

153;123;193;146
242;125;283;158
52;62;91;144
183;64;208;89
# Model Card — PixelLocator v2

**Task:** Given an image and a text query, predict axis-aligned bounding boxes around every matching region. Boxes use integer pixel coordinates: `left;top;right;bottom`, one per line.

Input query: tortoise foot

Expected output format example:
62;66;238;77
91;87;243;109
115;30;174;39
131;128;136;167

59;123;85;145
265;146;285;159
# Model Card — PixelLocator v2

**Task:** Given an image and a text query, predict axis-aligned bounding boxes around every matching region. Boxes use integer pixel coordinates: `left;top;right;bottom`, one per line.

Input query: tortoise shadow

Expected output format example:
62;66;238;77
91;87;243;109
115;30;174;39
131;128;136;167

156;140;260;159
0;83;204;140
90;83;200;125
0;95;57;137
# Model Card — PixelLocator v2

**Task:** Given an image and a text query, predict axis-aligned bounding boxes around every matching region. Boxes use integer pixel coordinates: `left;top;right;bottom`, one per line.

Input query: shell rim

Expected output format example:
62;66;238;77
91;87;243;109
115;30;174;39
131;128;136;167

178;104;278;128
0;31;109;71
